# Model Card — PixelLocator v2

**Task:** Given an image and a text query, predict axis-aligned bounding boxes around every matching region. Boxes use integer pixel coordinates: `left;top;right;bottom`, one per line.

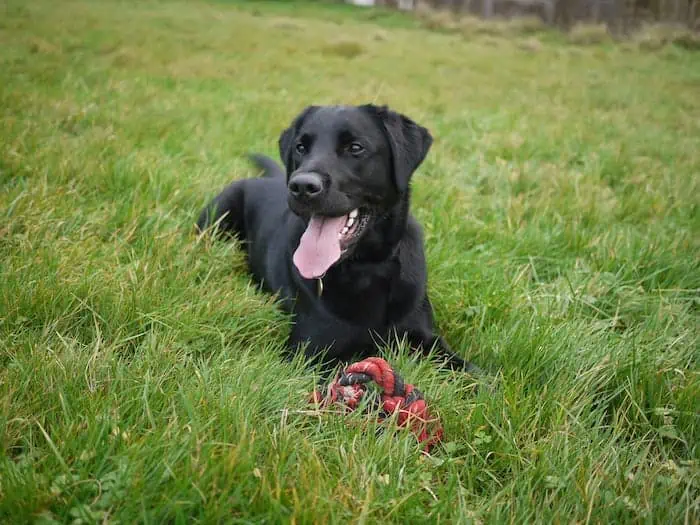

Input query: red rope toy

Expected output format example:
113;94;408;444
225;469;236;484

309;357;444;453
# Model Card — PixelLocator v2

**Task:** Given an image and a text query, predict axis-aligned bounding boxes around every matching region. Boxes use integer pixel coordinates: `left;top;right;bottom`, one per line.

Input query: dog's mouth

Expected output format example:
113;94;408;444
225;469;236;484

293;208;371;280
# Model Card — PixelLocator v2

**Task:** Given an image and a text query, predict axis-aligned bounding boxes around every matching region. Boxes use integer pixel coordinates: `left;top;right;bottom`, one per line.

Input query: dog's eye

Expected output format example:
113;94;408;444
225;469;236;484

295;143;307;155
348;143;364;155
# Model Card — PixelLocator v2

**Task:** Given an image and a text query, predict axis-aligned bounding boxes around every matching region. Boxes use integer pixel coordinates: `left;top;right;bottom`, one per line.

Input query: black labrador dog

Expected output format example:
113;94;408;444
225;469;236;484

196;104;478;373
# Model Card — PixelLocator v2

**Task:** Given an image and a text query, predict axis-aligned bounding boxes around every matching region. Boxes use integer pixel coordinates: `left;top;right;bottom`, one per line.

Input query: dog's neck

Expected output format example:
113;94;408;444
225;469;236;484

311;194;411;324
344;192;410;265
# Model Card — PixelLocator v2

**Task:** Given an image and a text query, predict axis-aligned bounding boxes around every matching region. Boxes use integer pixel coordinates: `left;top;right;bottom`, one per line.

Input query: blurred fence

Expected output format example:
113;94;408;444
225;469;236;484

366;0;699;31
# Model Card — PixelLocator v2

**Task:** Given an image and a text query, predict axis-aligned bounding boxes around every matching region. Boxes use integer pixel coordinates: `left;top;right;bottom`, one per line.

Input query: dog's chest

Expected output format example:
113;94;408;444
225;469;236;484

314;262;400;327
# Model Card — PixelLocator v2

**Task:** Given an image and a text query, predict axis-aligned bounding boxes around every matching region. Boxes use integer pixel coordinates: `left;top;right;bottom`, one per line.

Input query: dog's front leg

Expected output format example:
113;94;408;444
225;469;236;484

431;335;483;374
406;330;482;374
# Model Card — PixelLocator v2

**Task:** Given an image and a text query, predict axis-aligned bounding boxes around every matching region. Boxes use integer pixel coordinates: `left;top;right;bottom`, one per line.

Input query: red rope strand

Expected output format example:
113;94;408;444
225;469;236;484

309;357;443;452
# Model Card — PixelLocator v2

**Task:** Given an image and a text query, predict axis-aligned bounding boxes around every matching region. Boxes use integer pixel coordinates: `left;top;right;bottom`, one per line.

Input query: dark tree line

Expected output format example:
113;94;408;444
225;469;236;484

377;0;699;31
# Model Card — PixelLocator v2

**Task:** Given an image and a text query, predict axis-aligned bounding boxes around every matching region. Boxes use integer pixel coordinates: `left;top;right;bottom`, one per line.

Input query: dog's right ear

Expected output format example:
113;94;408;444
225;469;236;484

278;106;319;176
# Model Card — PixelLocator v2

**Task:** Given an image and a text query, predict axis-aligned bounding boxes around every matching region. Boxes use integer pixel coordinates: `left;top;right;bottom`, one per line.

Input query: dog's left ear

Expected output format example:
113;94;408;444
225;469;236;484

278;105;319;176
361;104;433;193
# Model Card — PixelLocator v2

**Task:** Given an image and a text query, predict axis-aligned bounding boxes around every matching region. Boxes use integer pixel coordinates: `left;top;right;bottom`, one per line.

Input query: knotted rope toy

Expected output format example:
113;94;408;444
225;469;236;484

309;357;444;453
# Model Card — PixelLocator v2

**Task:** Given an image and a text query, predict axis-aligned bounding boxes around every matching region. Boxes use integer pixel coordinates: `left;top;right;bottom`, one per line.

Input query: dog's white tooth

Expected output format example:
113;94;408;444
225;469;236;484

346;217;355;227
349;209;359;219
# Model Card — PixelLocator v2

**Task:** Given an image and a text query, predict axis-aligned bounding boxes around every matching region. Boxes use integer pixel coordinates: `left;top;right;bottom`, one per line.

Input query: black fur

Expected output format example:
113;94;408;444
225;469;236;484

196;104;479;373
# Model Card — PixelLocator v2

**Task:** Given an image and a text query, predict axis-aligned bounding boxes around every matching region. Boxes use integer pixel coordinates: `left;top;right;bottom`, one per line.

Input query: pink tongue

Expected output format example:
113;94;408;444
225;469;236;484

293;215;348;279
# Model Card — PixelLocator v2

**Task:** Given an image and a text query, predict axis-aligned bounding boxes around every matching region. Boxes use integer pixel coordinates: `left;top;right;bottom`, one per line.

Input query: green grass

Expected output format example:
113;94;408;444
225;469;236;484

1;0;699;522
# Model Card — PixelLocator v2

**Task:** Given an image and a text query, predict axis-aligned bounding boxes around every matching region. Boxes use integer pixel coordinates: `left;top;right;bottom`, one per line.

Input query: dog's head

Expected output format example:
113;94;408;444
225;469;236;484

278;104;432;279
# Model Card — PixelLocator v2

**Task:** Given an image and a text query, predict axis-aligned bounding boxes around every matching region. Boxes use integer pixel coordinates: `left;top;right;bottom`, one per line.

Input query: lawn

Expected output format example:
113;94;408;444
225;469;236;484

1;0;699;522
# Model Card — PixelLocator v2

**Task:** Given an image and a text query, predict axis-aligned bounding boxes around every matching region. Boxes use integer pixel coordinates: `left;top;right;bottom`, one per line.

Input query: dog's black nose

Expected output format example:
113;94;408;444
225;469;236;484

288;172;324;200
